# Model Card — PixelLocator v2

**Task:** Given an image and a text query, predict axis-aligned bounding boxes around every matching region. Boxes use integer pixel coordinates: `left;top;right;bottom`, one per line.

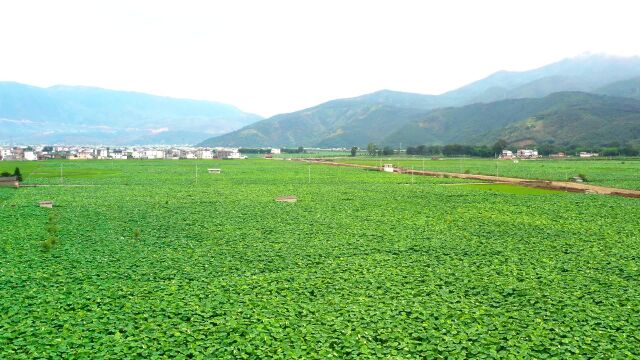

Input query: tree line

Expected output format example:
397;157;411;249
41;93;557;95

363;140;640;157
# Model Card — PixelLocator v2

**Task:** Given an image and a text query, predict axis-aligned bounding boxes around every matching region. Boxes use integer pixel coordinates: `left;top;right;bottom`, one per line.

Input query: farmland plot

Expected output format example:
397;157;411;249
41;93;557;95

1;159;639;358
335;157;640;190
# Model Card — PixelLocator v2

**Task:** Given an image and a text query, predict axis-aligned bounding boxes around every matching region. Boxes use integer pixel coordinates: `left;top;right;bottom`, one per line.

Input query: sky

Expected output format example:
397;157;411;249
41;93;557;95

1;0;639;117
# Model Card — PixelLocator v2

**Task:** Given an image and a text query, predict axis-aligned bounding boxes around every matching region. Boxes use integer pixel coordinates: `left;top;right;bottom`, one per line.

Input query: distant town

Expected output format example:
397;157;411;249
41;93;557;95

0;144;604;161
0;145;357;161
0;145;278;161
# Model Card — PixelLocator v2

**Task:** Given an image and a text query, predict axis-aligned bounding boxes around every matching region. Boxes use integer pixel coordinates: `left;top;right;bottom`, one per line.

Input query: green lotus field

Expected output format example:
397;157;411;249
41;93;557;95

1;159;639;358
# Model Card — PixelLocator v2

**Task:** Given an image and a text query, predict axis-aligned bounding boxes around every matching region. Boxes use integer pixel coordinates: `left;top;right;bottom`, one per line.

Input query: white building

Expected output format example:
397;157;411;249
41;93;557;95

215;148;246;159
130;150;143;159
225;150;247;159
196;149;214;159
96;149;109;159
24;151;38;161
70;150;94;160
271;148;281;155
516;149;539;158
499;150;514;159
0;148;13;160
145;150;165;159
579;152;599;158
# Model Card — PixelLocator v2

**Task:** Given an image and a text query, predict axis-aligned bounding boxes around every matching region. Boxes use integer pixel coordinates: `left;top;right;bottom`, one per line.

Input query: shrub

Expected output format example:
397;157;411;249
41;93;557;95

48;235;59;245
41;239;54;252
13;167;22;182
46;224;60;234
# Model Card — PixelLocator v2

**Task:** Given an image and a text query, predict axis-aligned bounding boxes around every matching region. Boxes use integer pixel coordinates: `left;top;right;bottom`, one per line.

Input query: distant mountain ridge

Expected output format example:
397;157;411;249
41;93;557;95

200;54;640;148
0;82;261;145
441;54;640;103
595;77;640;100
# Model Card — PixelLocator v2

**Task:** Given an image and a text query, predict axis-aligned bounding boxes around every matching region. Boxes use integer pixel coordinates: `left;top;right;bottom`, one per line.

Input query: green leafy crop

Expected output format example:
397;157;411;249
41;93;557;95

0;159;639;358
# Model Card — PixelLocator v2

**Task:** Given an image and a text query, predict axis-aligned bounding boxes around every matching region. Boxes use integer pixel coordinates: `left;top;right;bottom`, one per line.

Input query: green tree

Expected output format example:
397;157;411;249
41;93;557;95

492;139;508;155
350;147;358;157
382;146;394;156
367;143;378;156
13;167;22;182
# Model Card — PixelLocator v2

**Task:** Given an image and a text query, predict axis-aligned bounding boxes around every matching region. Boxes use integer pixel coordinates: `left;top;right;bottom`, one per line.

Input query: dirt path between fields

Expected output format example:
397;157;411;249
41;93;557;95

294;158;640;199
20;184;102;187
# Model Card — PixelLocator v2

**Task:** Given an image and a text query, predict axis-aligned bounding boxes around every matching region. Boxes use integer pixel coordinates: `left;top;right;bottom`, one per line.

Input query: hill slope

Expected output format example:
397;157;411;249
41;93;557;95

200;54;640;148
0;82;261;145
385;92;640;147
198;90;448;147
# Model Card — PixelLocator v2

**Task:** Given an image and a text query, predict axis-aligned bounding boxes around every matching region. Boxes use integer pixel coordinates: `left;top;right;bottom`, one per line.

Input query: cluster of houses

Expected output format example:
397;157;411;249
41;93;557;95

0;146;257;161
499;149;541;159
500;149;600;160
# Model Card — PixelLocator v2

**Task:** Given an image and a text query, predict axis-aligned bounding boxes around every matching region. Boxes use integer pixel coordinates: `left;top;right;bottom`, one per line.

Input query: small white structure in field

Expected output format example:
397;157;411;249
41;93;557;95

39;201;54;208
383;164;394;173
0;176;19;188
207;168;221;174
275;195;297;203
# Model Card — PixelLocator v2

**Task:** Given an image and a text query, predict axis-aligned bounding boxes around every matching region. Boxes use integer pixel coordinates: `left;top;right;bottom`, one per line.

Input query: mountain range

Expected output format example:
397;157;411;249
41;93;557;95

0;83;261;145
2;54;640;147
200;54;640;148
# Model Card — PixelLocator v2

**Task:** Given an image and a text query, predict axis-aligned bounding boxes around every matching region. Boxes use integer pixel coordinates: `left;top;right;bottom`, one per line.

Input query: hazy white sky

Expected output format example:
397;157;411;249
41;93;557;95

1;0;639;116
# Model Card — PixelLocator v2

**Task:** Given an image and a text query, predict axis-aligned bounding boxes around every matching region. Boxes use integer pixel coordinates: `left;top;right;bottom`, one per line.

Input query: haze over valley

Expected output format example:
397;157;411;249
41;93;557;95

3;54;640;149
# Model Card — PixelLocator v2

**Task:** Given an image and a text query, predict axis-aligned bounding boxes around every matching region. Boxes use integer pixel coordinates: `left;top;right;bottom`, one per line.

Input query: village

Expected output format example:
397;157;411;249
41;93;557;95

0;145;256;161
499;149;599;159
0;144;604;162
